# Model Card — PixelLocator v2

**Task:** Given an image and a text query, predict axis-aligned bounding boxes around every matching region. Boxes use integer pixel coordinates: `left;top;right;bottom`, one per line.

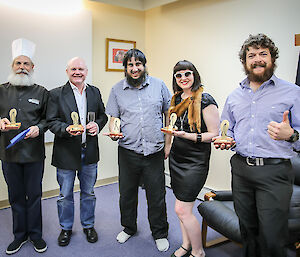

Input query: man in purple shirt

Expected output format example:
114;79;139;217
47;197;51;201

215;34;300;257
105;49;171;252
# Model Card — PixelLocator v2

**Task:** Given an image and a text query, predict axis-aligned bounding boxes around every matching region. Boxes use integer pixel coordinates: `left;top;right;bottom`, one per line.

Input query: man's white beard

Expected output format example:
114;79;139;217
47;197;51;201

7;70;35;86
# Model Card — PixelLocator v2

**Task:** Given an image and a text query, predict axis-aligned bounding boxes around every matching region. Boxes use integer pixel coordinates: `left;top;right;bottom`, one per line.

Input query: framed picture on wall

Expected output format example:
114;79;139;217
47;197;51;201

106;38;136;72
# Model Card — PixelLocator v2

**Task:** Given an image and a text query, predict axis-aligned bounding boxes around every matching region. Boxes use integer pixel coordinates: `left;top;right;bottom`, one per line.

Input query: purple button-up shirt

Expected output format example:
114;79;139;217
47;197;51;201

106;76;171;156
221;75;300;158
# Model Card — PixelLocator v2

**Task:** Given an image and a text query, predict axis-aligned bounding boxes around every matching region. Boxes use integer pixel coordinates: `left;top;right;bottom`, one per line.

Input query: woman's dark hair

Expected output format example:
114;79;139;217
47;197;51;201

122;48;147;68
172;60;202;93
239;33;279;64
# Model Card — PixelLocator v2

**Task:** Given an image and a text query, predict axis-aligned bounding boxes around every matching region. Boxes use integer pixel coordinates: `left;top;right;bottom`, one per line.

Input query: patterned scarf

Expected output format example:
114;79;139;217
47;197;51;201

168;87;203;132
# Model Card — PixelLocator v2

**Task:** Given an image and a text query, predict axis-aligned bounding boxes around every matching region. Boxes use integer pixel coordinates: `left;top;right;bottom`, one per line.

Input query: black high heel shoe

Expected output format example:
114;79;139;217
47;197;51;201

171;245;191;257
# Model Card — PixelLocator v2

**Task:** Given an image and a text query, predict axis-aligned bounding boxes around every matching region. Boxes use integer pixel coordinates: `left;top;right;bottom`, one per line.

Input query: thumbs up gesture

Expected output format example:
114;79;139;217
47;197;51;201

267;110;294;140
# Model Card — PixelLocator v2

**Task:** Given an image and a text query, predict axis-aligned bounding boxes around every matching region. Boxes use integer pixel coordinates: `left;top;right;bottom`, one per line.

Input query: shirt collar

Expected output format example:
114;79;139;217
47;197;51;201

69;81;88;92
123;75;150;90
239;74;277;89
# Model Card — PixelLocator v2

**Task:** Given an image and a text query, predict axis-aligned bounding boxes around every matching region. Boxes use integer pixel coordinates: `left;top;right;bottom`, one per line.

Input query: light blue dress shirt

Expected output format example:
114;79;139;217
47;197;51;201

221;75;300;158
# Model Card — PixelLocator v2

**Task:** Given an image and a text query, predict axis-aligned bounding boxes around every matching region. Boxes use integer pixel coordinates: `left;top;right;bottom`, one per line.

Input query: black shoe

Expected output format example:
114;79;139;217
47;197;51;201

83;227;98;243
6;238;27;255
30;238;47;253
58;230;72;246
171;245;191;257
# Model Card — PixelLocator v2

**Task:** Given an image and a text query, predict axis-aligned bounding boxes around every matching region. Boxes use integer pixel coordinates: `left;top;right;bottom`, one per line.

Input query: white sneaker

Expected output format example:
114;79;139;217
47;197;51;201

155;238;169;252
116;231;131;243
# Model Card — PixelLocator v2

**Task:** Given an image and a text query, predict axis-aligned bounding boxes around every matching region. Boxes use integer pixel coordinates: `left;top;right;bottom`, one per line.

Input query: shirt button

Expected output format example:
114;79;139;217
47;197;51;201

252;101;256;104
248;90;251;93
251;115;254;118
251;128;254;132
249;142;252;145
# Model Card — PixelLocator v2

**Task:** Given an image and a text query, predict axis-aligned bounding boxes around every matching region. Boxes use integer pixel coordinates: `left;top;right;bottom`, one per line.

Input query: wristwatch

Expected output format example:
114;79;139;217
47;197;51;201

286;129;299;143
196;133;202;143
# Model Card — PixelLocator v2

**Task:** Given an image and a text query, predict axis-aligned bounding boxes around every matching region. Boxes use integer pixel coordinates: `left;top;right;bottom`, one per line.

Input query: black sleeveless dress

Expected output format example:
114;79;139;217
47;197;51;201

169;93;218;202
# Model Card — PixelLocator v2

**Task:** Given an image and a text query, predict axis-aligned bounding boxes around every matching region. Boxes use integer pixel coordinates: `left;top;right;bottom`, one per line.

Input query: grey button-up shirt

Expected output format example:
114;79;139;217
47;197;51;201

106;76;171;156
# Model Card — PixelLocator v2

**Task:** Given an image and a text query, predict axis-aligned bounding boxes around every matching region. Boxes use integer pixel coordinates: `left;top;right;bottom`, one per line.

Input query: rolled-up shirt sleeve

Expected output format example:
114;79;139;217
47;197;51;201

106;87;120;118
161;82;171;113
291;88;300;151
220;96;235;139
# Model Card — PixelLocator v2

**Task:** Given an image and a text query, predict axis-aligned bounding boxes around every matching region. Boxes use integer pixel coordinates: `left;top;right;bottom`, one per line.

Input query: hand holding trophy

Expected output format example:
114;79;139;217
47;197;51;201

213;120;235;150
161;113;178;134
66;112;84;136
2;109;21;130
103;118;123;140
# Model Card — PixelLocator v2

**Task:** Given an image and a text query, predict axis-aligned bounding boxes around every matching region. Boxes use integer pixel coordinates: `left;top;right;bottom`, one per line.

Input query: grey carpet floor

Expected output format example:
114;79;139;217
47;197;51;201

0;183;295;257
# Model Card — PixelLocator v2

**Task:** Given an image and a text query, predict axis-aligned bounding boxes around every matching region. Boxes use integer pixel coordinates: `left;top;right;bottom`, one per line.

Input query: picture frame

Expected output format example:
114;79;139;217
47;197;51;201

105;38;136;72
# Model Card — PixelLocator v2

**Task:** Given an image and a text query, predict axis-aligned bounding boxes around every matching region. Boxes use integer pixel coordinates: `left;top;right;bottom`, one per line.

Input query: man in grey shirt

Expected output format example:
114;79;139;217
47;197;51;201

106;49;171;252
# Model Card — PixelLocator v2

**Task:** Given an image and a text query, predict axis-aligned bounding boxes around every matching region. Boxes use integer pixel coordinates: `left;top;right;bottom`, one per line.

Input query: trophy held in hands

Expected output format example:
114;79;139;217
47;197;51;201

109;118;123;137
5;109;21;130
213;120;233;147
69;112;84;132
161;113;178;134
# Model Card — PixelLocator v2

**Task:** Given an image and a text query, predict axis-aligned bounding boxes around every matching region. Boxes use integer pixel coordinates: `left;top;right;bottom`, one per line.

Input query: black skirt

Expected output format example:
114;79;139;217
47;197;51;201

169;136;211;202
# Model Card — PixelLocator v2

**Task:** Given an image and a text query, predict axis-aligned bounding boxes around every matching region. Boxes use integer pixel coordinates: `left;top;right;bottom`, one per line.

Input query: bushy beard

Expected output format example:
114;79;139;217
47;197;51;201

244;61;276;83
126;70;147;87
7;69;35;86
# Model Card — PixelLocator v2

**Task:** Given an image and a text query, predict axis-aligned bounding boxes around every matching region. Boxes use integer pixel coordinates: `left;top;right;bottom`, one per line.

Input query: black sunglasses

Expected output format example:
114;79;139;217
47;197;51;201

174;71;193;79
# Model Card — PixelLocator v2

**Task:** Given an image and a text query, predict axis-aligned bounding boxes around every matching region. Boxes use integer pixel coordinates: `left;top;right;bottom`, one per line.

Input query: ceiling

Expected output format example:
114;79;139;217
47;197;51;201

89;0;179;11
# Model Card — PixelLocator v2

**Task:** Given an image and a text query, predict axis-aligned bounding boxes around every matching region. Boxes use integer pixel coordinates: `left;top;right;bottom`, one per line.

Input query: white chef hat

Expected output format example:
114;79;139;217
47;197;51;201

11;38;36;60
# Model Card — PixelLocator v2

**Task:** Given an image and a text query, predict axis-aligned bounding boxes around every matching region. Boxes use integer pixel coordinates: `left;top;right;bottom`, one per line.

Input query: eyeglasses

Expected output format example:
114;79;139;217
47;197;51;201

174;71;193;79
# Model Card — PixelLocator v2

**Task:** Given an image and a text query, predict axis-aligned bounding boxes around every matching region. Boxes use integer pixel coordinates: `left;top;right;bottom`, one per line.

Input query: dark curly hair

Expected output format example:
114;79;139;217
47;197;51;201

239;34;279;64
172;60;203;93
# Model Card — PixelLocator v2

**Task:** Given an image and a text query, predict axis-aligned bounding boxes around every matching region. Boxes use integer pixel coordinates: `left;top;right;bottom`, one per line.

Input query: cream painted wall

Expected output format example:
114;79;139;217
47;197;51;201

0;1;145;201
145;0;300;189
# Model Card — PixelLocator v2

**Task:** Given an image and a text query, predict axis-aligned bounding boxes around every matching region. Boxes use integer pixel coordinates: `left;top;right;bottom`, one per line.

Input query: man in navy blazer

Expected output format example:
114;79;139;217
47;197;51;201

47;57;107;246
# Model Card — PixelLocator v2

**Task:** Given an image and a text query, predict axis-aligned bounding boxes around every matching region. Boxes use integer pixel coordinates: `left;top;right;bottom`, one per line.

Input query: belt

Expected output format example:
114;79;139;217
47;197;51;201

237;154;289;166
81;142;87;149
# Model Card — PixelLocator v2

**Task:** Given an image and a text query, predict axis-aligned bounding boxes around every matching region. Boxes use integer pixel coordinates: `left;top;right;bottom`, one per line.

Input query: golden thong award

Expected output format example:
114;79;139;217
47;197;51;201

69;112;84;132
213;120;232;147
109;118;123;137
161;113;178;134
5;108;21;130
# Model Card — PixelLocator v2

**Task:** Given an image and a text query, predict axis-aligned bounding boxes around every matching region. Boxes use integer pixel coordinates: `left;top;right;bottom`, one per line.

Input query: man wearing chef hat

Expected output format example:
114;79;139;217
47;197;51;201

0;38;48;255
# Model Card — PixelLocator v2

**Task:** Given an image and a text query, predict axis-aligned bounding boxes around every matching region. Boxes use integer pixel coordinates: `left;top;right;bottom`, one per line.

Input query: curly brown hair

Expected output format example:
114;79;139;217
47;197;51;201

239;34;279;64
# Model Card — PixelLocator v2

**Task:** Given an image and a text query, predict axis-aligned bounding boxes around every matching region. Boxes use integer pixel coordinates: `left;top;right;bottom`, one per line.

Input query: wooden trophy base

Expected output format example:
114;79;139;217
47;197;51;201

161;127;177;134
69;124;84;132
213;138;232;147
108;132;123;137
5;123;21;130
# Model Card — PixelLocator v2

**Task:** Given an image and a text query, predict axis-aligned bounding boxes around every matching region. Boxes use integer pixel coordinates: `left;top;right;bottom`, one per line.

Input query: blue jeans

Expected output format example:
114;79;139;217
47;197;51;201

57;149;97;230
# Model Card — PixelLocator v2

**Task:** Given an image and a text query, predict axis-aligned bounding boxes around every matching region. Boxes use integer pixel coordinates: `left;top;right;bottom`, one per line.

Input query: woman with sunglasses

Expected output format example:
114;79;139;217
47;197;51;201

167;60;219;257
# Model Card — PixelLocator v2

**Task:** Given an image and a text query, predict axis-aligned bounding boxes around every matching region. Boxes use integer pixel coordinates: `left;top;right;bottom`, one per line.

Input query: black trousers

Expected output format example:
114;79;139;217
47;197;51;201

231;154;293;257
2;161;44;241
118;146;168;239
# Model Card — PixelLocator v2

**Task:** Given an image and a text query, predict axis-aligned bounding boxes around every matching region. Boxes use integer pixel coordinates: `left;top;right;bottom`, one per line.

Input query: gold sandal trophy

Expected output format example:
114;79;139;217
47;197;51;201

161;113;178;134
213;120;232;147
69;112;84;132
109;118;123;137
5;109;21;130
